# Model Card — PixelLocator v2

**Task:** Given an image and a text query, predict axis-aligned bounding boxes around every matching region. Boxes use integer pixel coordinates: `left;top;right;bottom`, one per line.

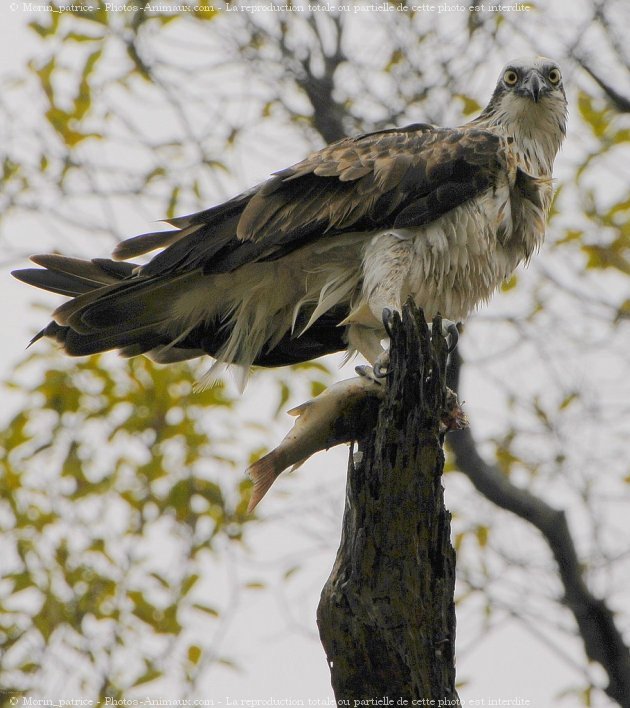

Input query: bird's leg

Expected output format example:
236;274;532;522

369;311;457;377
373;350;391;379
354;236;461;377
355;364;379;382
381;306;395;338
373;312;459;378
441;319;460;353
359;232;415;378
372;307;395;378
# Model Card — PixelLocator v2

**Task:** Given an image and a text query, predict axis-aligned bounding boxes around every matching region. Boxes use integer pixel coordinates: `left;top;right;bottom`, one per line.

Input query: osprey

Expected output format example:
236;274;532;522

14;57;567;384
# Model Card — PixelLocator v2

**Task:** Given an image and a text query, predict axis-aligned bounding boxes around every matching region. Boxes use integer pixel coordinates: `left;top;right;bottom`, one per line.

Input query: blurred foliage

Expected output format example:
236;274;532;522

0;349;251;696
1;1;629;704
0;344;334;696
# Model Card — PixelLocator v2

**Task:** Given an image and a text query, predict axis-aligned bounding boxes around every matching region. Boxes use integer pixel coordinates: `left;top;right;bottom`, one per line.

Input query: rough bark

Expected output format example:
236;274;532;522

317;303;459;703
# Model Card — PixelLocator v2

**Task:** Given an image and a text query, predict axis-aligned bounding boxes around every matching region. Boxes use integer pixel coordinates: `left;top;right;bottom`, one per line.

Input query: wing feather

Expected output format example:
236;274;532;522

117;124;503;278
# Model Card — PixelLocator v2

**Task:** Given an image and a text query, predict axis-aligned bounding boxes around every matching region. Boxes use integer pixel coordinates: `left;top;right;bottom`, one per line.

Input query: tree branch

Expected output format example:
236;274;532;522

575;56;630;114
446;350;630;707
317;304;459;701
294;14;348;143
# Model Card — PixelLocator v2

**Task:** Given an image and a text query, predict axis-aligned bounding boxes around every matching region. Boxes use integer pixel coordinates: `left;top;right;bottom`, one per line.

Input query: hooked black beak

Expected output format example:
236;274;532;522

523;71;547;103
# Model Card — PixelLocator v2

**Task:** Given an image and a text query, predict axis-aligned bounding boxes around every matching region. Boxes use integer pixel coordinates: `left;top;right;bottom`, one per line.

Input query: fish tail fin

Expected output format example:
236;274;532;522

247;452;282;513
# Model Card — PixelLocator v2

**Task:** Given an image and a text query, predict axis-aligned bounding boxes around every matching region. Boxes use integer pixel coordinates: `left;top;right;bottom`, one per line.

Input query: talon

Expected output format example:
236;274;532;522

381;307;395;339
355;365;374;380
372;350;391;379
356;364;384;385
446;322;459;353
373;362;389;379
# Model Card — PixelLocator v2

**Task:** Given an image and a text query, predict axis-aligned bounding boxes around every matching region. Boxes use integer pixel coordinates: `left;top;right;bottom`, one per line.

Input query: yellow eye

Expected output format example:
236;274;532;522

503;70;519;86
548;68;561;84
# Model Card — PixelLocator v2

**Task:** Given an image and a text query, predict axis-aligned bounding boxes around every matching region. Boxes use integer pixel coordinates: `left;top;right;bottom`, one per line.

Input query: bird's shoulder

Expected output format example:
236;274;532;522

121;122;512;276
268;122;504;187
235;122;507;240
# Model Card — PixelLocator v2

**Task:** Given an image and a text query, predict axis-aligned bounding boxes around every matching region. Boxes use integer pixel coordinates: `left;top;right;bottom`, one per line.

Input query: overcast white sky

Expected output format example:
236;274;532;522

0;2;625;706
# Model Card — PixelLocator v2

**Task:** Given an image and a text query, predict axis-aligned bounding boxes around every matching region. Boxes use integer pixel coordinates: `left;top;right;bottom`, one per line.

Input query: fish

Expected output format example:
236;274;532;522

247;367;384;512
246;367;468;512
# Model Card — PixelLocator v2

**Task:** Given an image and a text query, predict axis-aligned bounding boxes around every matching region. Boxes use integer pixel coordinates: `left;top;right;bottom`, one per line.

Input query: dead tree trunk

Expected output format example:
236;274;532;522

317;303;459;703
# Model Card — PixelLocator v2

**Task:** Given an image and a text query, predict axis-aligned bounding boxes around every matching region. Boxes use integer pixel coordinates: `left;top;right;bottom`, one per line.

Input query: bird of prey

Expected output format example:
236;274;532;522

13;57;567;386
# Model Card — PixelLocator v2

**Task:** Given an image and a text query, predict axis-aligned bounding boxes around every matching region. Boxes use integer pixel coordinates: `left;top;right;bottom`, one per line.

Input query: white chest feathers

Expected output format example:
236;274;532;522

359;177;547;324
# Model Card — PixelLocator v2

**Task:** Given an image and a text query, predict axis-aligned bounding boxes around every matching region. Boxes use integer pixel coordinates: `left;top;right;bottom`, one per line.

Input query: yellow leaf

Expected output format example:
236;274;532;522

501;274;518;292
615;299;630;322
475;525;489;548
559;392;578;410
385;49;404;72
188;645;202;665
577;91;610;139
456;94;482;116
166;185;180;220
310;380;327;398
554;229;583;247
245;581;266;590
133;666;162;687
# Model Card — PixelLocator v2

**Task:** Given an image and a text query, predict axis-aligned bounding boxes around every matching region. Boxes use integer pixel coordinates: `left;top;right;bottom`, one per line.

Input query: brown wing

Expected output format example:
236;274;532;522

121;123;504;277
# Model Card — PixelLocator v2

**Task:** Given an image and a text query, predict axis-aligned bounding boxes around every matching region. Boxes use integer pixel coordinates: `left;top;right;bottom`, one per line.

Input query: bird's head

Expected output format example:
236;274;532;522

475;57;567;172
499;57;565;104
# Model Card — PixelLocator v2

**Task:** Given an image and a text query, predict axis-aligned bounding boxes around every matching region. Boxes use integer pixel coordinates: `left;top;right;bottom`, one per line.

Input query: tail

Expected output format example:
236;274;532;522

247;452;284;513
12;254;134;297
12;254;202;359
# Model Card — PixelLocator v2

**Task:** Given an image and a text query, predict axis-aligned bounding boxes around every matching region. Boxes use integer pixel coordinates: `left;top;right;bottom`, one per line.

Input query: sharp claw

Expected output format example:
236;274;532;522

373;362;389;379
356;365;384;384
381;307;395;339
446;322;459;353
372;347;391;379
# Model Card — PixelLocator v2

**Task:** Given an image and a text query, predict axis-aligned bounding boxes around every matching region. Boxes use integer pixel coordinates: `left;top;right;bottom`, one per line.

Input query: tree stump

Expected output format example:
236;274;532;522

317;303;459;703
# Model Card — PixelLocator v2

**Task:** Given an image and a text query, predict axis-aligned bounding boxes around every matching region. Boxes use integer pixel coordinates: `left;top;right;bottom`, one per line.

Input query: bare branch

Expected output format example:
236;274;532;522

447;350;630;707
575;56;630;113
